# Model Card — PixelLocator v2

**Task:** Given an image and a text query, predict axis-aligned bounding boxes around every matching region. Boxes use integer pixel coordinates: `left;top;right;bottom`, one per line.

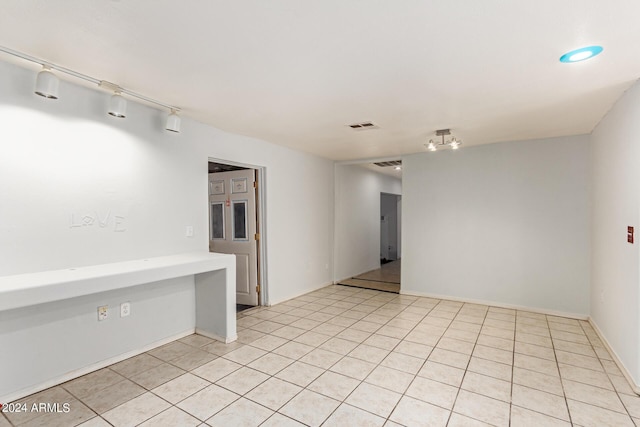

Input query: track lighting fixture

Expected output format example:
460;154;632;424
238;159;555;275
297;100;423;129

1;45;183;132
424;129;462;152
34;66;59;99
108;92;127;118
99;81;127;118
165;109;181;133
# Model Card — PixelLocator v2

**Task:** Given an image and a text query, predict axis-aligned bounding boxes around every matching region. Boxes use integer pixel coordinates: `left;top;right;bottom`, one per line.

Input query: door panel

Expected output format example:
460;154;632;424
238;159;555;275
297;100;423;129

208;169;258;306
235;253;251;294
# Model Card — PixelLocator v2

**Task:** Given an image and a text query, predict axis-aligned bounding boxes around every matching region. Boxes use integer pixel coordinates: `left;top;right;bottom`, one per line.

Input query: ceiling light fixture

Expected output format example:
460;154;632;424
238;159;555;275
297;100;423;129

108;92;127;118
165;109;181;133
424;129;462;152
99;81;127;118
0;45;181;132
34;65;59;99
559;45;603;63
394;166;401;171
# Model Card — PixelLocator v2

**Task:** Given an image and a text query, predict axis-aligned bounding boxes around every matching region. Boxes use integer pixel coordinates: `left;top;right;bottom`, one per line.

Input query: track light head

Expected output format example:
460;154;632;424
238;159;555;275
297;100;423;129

34;66;59;99
108;92;127;118
165;109;181;133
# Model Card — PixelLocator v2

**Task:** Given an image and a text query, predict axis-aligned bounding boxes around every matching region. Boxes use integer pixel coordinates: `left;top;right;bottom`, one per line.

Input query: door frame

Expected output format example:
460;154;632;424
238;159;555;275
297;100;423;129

208;157;268;306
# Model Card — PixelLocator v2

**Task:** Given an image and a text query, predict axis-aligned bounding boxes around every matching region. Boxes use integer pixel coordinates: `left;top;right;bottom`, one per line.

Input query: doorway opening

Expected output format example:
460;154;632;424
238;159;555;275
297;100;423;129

342;192;402;292
208;159;267;311
338;191;402;293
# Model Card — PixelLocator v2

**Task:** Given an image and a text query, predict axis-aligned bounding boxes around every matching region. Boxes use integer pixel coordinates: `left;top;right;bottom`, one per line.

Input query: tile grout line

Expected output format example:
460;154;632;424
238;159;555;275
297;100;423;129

442;301;472;427
546;313;573;426
509;313;569;424
508;310;517;427
367;296;440;425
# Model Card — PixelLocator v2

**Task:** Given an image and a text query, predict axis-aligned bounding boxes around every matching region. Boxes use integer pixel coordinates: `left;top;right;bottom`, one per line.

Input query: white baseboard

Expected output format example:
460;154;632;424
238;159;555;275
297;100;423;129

588;318;640;395
195;328;237;344
399;289;588;320
1;329;195;404
267;281;334;306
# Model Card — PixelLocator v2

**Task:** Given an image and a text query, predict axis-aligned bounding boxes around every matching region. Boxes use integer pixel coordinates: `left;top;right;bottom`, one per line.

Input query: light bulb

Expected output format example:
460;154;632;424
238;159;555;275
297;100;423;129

569;51;593;62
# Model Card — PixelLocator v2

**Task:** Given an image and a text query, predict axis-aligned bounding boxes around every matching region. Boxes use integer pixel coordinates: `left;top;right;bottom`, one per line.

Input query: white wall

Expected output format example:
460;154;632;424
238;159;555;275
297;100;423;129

0;59;334;397
0;59;334;302
402;135;590;316
590;81;640;387
334;165;401;281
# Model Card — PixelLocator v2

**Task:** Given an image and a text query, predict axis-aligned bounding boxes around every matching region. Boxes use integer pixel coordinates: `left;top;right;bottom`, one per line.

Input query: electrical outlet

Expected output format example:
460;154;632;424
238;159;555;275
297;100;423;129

98;305;108;321
120;302;131;317
185;226;194;237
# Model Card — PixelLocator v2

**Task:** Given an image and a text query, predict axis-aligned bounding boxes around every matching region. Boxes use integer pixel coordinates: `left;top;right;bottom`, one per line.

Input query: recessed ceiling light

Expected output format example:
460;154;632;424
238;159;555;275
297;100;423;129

559;46;603;63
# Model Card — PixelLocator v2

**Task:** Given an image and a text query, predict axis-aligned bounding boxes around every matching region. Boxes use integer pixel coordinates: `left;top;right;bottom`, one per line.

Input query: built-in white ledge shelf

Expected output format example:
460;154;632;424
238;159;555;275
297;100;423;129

0;251;236;343
0;252;235;312
0;252;237;403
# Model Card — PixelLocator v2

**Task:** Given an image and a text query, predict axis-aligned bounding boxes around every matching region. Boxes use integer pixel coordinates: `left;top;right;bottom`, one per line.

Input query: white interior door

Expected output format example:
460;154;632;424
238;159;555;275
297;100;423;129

209;169;259;306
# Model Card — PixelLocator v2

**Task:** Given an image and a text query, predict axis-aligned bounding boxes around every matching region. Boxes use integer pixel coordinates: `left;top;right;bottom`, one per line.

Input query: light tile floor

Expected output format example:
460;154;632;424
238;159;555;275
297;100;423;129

3;285;640;426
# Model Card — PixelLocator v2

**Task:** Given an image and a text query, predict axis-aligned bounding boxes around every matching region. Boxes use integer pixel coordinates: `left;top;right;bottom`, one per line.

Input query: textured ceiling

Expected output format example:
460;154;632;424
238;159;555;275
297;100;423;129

1;1;639;160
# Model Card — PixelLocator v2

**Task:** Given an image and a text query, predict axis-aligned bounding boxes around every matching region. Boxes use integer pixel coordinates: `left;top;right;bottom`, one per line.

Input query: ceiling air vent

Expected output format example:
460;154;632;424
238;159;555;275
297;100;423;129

374;160;402;167
348;121;379;130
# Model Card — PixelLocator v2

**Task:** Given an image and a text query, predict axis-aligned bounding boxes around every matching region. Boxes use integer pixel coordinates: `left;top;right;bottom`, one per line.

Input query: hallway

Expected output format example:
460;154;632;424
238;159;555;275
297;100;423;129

340;260;401;293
